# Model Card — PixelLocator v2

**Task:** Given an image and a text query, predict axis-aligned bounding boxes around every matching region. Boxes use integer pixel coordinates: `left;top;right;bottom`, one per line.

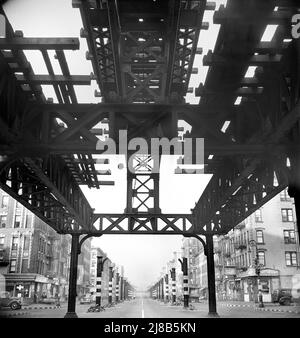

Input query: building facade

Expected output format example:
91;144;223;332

89;246;126;305
0;189;91;302
182;189;300;302
77;239;92;298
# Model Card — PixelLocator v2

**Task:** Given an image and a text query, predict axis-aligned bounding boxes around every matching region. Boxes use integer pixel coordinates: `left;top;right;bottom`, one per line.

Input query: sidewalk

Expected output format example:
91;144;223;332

21;300;68;310
195;300;300;315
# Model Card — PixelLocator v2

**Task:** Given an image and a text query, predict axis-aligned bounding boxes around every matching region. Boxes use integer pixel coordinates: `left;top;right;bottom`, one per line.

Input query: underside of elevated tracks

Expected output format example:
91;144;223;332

0;0;300;317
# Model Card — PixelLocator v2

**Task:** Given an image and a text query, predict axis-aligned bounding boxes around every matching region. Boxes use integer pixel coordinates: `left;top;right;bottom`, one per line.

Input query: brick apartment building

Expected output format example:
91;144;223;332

182;188;300;302
0;189;91;302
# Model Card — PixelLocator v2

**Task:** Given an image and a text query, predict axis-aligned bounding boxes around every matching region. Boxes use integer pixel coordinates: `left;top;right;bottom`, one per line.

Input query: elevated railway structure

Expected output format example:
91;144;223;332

0;0;300;317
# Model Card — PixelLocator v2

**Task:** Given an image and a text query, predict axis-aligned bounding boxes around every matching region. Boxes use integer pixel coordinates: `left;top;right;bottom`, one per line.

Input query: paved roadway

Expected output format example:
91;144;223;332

1;297;300;318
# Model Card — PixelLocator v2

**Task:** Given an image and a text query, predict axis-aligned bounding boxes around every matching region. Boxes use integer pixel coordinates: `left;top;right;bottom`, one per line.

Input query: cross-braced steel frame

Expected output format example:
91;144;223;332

1;0;300;318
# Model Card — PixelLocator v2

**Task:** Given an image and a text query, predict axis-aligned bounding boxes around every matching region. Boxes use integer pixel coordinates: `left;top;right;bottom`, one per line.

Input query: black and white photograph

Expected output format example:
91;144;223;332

0;0;300;330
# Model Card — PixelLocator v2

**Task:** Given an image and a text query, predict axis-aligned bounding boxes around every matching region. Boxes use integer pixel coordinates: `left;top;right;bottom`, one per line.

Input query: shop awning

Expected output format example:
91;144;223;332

3;273;49;283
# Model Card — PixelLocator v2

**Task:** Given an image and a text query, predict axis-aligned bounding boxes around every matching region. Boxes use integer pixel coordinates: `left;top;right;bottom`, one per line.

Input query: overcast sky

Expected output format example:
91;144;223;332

3;0;229;290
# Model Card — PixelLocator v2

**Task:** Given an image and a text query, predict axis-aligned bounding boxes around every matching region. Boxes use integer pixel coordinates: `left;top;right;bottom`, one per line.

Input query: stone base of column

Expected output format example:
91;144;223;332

64;312;78;318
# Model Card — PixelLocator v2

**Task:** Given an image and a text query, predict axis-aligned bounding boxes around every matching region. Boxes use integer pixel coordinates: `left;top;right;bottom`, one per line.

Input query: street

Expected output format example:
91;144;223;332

1;297;300;318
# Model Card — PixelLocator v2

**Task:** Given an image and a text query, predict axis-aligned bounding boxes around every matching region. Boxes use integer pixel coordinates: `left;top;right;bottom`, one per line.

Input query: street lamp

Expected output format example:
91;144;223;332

248;240;264;308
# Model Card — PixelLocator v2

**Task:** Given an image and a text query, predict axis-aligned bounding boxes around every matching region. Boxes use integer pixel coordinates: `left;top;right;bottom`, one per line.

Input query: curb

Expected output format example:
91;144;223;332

220;303;300;314
220;303;253;308
22;305;60;310
254;307;300;314
1;311;28;317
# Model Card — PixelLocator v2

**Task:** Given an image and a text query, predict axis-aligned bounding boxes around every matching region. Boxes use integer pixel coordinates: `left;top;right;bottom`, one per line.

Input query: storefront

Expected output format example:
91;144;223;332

189;286;200;301
3;273;60;303
240;268;280;302
223;266;237;300
59;278;68;301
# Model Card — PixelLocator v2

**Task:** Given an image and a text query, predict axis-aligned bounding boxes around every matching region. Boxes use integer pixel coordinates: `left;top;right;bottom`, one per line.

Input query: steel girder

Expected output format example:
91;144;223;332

0;9;95;232
74;0;213;103
0;8;110;190
91;213;195;235
1;1;300;238
193;0;300;233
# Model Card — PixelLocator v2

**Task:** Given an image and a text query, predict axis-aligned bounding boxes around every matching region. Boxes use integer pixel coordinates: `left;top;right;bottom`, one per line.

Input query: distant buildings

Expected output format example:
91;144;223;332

0;189;91;302
182;188;299;302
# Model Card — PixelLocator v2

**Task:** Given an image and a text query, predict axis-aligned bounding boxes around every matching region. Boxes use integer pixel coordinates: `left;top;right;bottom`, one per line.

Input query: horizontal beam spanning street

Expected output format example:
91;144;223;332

0;37;80;50
15;74;91;85
0;143;298;156
85;213;198;235
31;103;234;115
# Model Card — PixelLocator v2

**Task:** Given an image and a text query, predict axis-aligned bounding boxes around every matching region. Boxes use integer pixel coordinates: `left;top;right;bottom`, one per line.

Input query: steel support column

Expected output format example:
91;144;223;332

288;152;300;242
108;266;113;304
206;234;218;317
124;280;128;300
170;268;176;303
95;256;107;307
164;274;169;303
120;276;123;301
115;272;120;303
64;234;79;318
294;193;300;243
179;257;189;308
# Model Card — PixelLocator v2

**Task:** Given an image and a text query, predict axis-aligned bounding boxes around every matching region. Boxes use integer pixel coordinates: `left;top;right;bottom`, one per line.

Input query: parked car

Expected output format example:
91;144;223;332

80;294;92;304
272;289;293;305
0;291;22;310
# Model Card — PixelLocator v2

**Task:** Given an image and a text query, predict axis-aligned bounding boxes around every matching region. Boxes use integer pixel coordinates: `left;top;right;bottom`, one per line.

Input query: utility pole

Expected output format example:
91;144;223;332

249;239;264;308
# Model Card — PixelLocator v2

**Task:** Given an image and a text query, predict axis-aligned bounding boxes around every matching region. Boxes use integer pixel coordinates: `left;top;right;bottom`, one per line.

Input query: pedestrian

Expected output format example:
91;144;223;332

33;293;38;304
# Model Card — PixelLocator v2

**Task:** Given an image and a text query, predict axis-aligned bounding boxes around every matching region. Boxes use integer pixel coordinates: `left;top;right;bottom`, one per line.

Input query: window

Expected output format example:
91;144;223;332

23;236;30;254
1;195;8;208
255;209;263;222
14;215;21;228
285;252;298;266
280;189;290;201
256;230;264;244
38;261;45;275
284;230;296;244
258;251;265;266
60;262;64;275
25;214;30;228
0;234;4;248
0;249;5;261
0;215;7;228
281;209;294;222
10;259;17;272
11;236;18;250
21;259;29;273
